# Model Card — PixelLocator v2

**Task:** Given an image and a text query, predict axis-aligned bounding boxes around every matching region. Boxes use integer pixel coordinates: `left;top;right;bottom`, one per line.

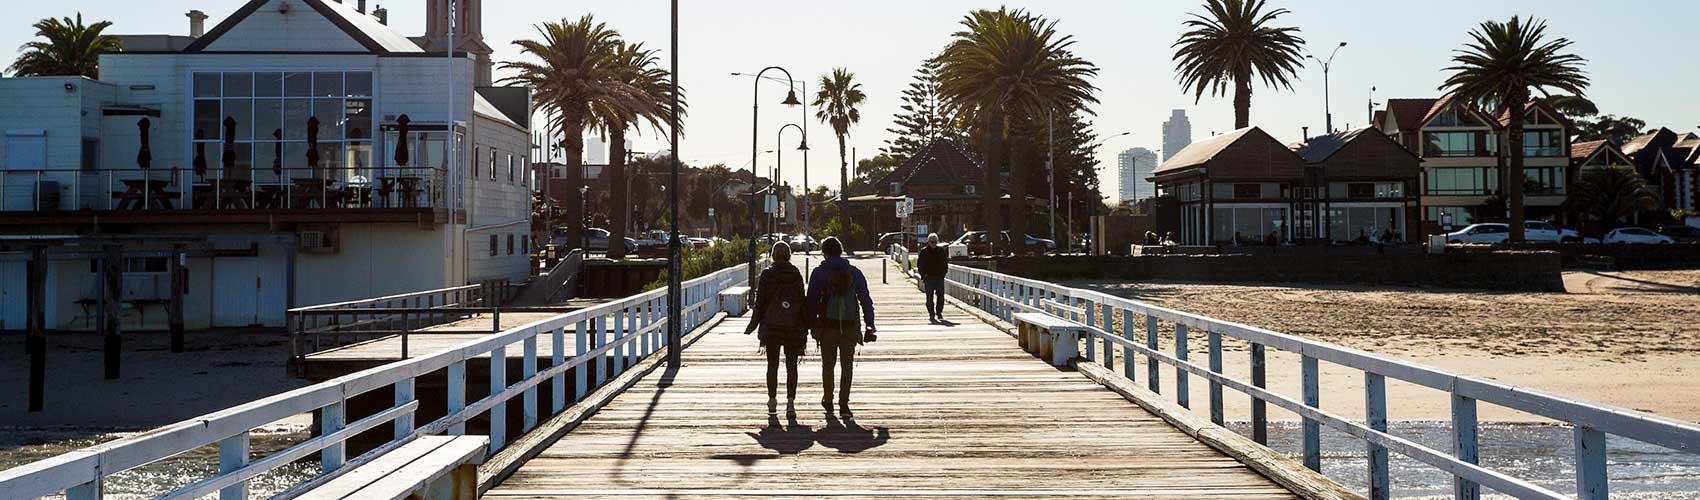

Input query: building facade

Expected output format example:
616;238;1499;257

0;0;532;330
1150;127;1307;245
1116;147;1158;203
1289;128;1424;243
1162;109;1192;162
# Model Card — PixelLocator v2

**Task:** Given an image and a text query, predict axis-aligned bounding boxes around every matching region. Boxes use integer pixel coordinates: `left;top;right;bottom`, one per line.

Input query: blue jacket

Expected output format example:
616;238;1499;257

806;256;875;328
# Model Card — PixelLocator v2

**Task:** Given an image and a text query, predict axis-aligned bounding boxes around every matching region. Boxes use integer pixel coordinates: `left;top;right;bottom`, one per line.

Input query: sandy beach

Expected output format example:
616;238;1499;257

1064;270;1700;423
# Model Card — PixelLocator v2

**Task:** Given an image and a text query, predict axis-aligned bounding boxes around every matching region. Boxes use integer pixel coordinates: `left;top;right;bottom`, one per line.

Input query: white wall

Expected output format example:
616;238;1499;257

0;77;113;170
200;0;369;52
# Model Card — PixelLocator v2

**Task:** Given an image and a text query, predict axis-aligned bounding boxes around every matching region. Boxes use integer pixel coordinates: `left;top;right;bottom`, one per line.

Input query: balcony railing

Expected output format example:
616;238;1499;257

0;166;446;212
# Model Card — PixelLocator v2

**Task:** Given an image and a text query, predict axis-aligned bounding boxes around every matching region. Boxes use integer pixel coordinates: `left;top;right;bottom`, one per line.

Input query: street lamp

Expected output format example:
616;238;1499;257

739;67;801;287
1306;41;1348;134
777;123;805;238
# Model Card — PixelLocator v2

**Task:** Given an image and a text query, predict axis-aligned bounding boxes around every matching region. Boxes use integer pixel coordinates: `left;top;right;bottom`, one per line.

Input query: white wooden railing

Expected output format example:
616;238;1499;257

0;262;756;500
918;255;1700;500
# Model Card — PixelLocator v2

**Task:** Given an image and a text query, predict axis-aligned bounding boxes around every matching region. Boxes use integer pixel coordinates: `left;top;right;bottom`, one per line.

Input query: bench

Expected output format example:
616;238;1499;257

719;286;752;316
299;435;488;500
1013;312;1089;367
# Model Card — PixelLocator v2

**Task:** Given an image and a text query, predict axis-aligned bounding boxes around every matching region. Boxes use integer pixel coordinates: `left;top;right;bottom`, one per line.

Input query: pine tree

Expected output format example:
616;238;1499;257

884;56;961;163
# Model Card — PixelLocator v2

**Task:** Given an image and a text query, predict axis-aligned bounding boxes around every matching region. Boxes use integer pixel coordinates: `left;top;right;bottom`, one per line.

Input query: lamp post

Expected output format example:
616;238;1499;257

741;67;802;286
667;0;682;367
1368;86;1378;126
1307;41;1348;134
778;123;805;239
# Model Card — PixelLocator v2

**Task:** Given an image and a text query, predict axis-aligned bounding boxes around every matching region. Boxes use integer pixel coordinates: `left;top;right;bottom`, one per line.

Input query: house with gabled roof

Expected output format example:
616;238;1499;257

1290;127;1423;243
0;0;532;330
1149;127;1307;245
846;138;1008;239
1621;128;1699;218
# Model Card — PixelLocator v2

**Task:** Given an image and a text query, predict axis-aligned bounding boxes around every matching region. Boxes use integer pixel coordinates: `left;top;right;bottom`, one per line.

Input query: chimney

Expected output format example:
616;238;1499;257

373;5;388;25
357;0;367;13
186;10;208;38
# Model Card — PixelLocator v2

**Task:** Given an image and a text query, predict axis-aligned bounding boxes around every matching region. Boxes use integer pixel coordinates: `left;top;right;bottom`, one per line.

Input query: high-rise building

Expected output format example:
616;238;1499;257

1117;147;1159;203
1162;109;1192;161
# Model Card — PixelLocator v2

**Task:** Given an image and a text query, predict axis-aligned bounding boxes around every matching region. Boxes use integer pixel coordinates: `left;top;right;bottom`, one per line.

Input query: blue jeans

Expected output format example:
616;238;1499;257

923;276;945;318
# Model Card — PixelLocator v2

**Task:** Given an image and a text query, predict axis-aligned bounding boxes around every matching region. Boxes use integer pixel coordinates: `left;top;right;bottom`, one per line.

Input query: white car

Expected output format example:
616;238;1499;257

1446;222;1582;243
1603;228;1675;244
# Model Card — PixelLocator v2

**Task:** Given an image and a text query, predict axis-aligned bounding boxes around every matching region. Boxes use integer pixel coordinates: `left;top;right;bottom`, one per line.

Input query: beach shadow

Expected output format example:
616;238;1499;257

815;412;890;454
1580;271;1700;294
746;414;816;455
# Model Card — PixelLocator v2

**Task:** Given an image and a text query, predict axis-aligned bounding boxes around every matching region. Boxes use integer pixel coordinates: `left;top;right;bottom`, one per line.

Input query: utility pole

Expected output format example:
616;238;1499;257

1047;108;1055;248
666;0;682;368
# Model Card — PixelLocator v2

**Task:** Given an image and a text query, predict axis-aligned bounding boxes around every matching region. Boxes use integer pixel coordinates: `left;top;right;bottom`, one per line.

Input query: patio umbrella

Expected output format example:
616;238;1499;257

192;130;207;176
270;129;283;177
305;116;321;176
136;117;152;169
221;117;236;176
393;114;411;167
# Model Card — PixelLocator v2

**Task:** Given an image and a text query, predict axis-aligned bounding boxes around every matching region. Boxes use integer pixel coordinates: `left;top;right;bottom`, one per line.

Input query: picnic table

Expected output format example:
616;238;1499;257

112;179;178;210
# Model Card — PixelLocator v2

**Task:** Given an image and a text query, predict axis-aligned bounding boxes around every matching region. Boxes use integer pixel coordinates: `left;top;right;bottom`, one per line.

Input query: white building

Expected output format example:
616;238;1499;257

1116;147;1158;203
0;0;532;330
1162;109;1192;162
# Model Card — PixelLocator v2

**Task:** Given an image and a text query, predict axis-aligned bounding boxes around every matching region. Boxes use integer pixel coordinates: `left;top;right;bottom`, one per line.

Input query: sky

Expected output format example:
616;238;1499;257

9;0;1700;202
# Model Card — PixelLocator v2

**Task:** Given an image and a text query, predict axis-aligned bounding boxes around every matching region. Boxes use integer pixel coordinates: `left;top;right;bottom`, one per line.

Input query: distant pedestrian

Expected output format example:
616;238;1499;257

917;233;950;323
1143;231;1159;246
744;242;809;416
809;236;875;416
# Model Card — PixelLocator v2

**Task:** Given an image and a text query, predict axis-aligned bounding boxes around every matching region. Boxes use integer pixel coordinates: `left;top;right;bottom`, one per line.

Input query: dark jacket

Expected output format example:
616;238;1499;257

746;261;808;334
806;256;875;328
917;244;949;277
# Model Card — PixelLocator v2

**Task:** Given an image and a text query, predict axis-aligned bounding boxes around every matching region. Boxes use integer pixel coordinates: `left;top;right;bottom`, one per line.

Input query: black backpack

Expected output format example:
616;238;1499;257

760;266;806;328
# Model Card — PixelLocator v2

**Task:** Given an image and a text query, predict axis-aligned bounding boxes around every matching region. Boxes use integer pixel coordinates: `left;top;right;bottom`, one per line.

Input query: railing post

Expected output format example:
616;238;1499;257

1451;394;1480;500
1301;355;1321;472
552;327;567;414
321;400;345;472
1146;315;1160;394
1366;372;1389;500
447;360;466;435
1175;323;1189;409
593;315;608;387
1575;426;1608;500
67;480;100;500
1121;309;1136;382
490;345;507;453
574;320;589;401
1207;330;1223;425
1082;300;1096;362
523;336;538;432
394;378;415;439
1251;343;1268;445
1100;304;1113;369
612;308;626;376
218;431;250;500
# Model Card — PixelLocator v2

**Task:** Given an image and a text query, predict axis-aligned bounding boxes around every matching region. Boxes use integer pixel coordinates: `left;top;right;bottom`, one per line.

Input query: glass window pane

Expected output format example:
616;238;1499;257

345;141;373;172
345;72;373;97
314;99;344;141
314;72;343;98
344;99;372;140
254;99;282;140
223;99;253;141
226;143;253;181
284;72;312;97
317;142;344;174
283;100;310;140
223;73;253;98
1211;208;1232;243
254;142;281;183
194;100;221;141
194;73;222;97
283;142;309;171
255;72;283;98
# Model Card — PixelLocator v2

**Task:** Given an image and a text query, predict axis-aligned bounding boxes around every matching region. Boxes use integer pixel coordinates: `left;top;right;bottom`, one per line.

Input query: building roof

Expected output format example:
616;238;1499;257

876;138;989;189
472;94;521;130
1152;127;1257;175
184;0;423;54
1570;139;1609;161
1382;98;1437;131
1494;98;1576;129
1290;127;1368;163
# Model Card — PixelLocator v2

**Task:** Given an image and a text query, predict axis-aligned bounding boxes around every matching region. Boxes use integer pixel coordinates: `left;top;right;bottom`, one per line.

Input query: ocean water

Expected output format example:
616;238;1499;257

1234;421;1700;499
0;425;316;500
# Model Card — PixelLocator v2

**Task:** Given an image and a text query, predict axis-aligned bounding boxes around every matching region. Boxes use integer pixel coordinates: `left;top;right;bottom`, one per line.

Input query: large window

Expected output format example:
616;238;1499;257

1525;166;1565;195
1329;182;1405;199
1424;167;1498;195
1523;130;1564;157
192;71;373;184
1326;206;1404;243
1425;206;1475;228
1210;207;1288;244
1423;131;1478;157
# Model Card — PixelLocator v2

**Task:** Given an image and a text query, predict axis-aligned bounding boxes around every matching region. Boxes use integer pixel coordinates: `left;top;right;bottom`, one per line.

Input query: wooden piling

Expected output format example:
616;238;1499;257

27;246;47;412
169;244;186;353
102;244;123;379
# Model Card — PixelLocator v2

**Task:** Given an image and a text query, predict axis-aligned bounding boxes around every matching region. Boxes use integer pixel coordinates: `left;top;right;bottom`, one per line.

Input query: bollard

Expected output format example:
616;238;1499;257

882;259;888;284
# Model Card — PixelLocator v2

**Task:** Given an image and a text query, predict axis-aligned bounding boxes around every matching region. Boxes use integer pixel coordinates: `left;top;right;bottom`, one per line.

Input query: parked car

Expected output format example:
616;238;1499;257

1026;233;1058;251
877;232;927;252
1445;222;1580;244
686;237;714;248
1657;225;1700;243
787;234;819;252
1522;221;1586;243
949;231;1049;256
1603;227;1675;244
585;228;638;253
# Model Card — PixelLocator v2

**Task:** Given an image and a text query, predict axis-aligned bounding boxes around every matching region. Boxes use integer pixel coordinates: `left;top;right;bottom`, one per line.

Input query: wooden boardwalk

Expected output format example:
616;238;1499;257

485;258;1299;499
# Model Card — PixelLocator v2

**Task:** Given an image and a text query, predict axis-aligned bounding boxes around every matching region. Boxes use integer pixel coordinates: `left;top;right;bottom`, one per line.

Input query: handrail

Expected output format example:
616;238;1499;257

0;261;759;500
940;263;1700;500
0;166;448;212
287;280;507;364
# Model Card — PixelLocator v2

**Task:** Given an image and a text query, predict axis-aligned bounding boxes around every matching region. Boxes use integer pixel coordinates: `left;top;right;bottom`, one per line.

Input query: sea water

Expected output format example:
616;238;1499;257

0;425;316;500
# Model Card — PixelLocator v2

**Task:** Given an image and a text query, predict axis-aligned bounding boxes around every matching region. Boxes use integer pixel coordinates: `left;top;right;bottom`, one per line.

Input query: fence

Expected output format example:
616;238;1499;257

0;261;756;500
0;166;446;212
286;280;510;365
903;247;1700;500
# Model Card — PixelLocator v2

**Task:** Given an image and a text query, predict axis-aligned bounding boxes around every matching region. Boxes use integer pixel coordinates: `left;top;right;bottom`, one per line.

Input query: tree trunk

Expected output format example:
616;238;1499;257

1007;134;1028;247
979;124;1002;234
1233;72;1253;130
1507;92;1528;242
563;123;586;252
607;127;629;259
837;132;849;244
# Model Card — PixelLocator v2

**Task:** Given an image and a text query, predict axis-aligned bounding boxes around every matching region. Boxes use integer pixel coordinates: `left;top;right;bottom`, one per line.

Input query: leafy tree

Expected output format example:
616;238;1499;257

812;67;866;241
1440;16;1589;242
850;153;902;194
1567;166;1658;228
1577;114;1647;144
884;56;961;163
1546;93;1597;119
8;14;121;77
591;41;683;258
1172;0;1306;129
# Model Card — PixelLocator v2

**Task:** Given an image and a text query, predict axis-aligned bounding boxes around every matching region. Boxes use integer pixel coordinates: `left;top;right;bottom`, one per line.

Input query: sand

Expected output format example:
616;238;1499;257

1064;270;1700;423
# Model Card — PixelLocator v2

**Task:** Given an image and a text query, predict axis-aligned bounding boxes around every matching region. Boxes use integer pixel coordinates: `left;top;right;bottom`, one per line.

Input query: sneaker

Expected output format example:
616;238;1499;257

785;401;797;419
838;402;854;418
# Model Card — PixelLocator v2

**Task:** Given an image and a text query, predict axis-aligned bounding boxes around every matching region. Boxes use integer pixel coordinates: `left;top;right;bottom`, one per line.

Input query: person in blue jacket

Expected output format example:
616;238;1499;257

807;236;875;416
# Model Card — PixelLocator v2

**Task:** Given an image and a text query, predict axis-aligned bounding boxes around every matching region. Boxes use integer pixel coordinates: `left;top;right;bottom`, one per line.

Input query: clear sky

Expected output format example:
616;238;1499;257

9;1;1700;201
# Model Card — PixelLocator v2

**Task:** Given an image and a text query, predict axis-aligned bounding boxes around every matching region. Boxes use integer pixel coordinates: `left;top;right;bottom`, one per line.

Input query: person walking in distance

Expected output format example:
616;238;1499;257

808;237;875;416
917;233;950;323
744;242;809;416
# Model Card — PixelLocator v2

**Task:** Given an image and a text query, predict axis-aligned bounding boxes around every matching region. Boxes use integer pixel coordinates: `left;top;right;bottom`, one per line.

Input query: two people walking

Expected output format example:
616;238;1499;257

745;237;875;418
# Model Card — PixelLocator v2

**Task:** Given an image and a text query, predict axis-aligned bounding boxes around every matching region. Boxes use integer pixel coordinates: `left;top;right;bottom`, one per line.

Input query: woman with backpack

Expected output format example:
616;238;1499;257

744;242;809;416
807;237;876;416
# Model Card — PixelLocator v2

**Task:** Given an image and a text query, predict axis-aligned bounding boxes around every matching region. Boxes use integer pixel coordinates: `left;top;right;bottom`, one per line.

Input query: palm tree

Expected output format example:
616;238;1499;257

1440;16;1588;242
500;16;626;251
8;14;122;77
812;67;865;241
1567;166;1657;230
937;7;1098;237
1172;0;1306;129
593;41;683;259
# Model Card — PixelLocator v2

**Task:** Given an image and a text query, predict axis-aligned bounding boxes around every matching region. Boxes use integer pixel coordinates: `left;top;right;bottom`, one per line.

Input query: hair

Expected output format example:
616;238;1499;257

927;233;940;245
821;236;844;257
771;241;791;262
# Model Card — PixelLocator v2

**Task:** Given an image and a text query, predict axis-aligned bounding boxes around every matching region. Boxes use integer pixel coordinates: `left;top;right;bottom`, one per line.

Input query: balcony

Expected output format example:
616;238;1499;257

0;166;448;226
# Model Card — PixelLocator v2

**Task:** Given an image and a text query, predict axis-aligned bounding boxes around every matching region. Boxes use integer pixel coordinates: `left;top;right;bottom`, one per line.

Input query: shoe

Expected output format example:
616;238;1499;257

838;401;854;418
785;401;797;418
767;398;778;415
822;396;834;413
